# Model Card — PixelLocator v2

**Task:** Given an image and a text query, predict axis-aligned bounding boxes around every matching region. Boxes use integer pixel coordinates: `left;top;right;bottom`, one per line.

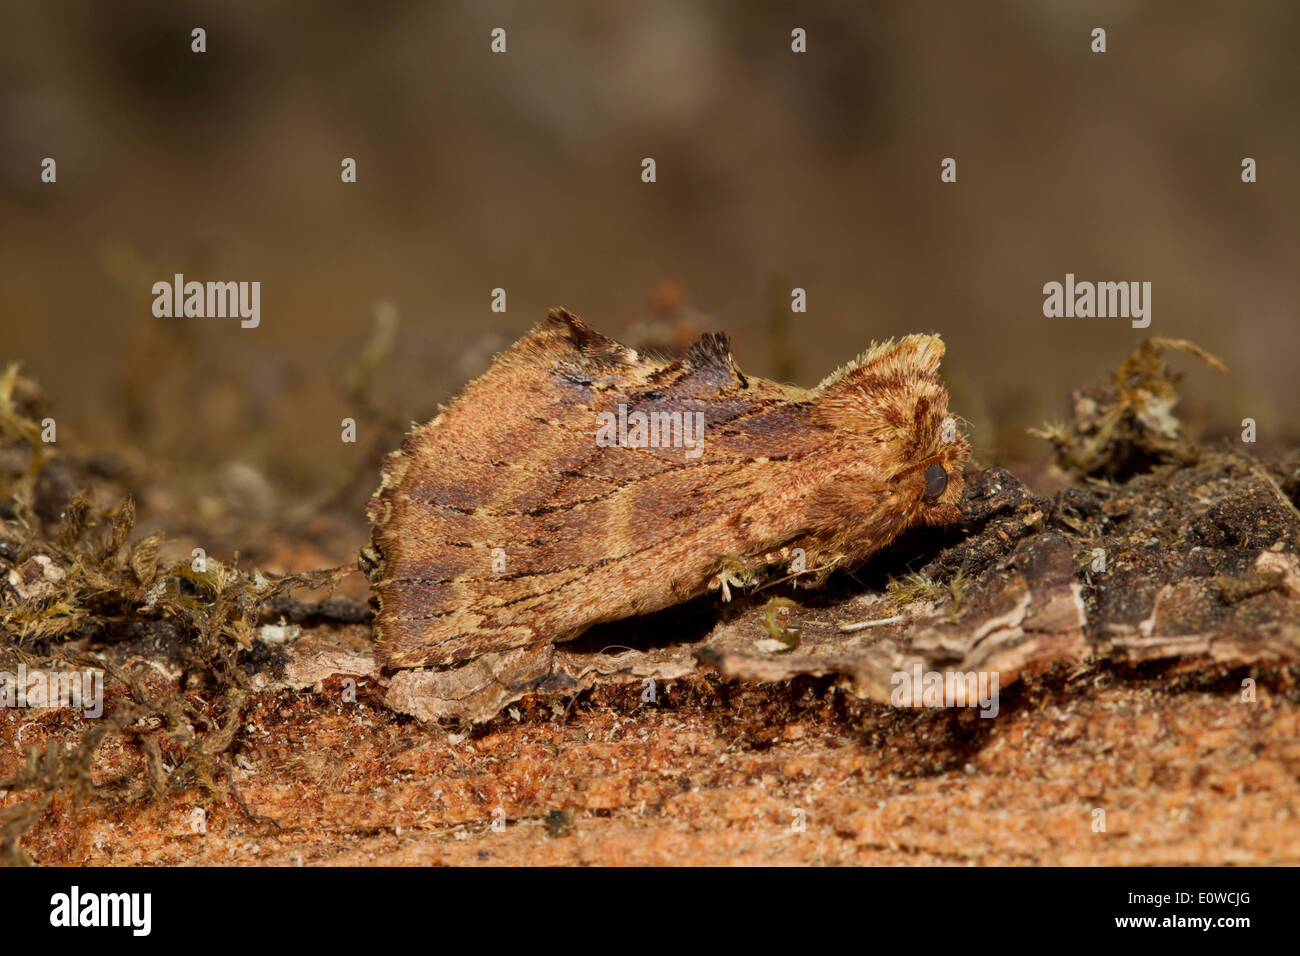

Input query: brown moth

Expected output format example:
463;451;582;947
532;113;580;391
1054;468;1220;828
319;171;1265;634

363;309;970;669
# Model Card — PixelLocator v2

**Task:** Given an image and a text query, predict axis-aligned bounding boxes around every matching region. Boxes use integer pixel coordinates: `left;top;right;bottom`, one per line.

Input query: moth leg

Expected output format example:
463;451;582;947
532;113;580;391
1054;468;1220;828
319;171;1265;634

707;549;796;602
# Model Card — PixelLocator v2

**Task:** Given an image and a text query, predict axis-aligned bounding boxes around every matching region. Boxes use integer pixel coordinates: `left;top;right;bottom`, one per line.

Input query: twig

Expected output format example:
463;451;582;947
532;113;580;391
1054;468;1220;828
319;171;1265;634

839;614;907;633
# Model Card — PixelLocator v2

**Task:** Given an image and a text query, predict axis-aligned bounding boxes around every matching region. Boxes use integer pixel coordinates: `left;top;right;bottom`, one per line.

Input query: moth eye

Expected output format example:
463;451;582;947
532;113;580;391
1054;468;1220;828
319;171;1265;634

923;463;947;501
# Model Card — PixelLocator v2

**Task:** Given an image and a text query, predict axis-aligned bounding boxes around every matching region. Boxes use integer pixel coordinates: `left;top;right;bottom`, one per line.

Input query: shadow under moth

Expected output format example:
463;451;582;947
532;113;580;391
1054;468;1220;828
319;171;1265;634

363;308;970;669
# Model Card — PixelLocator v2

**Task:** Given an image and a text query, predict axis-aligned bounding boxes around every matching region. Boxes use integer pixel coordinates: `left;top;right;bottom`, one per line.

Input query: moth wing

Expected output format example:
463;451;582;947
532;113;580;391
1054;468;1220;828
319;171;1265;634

368;310;818;669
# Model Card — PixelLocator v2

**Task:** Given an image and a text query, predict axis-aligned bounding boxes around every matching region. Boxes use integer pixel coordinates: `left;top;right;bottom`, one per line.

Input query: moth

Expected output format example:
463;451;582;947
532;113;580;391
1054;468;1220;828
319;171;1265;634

363;309;970;669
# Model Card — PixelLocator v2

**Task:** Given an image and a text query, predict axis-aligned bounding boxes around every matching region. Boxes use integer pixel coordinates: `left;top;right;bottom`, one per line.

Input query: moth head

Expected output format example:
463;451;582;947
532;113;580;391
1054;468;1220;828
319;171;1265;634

813;333;970;525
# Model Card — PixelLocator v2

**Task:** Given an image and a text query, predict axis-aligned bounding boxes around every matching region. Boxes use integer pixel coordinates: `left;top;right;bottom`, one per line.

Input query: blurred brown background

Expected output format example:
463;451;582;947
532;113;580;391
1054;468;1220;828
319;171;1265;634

2;0;1298;525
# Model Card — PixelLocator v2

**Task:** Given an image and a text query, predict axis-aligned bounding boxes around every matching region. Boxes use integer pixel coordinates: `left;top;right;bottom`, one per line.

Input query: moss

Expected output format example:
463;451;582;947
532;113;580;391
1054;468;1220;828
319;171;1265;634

887;572;946;606
1030;338;1228;481
0;365;355;864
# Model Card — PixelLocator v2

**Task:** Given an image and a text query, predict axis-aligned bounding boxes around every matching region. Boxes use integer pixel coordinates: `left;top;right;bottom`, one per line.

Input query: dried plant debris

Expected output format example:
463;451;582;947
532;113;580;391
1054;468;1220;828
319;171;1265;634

1031;337;1228;480
757;597;801;652
0;373;358;862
